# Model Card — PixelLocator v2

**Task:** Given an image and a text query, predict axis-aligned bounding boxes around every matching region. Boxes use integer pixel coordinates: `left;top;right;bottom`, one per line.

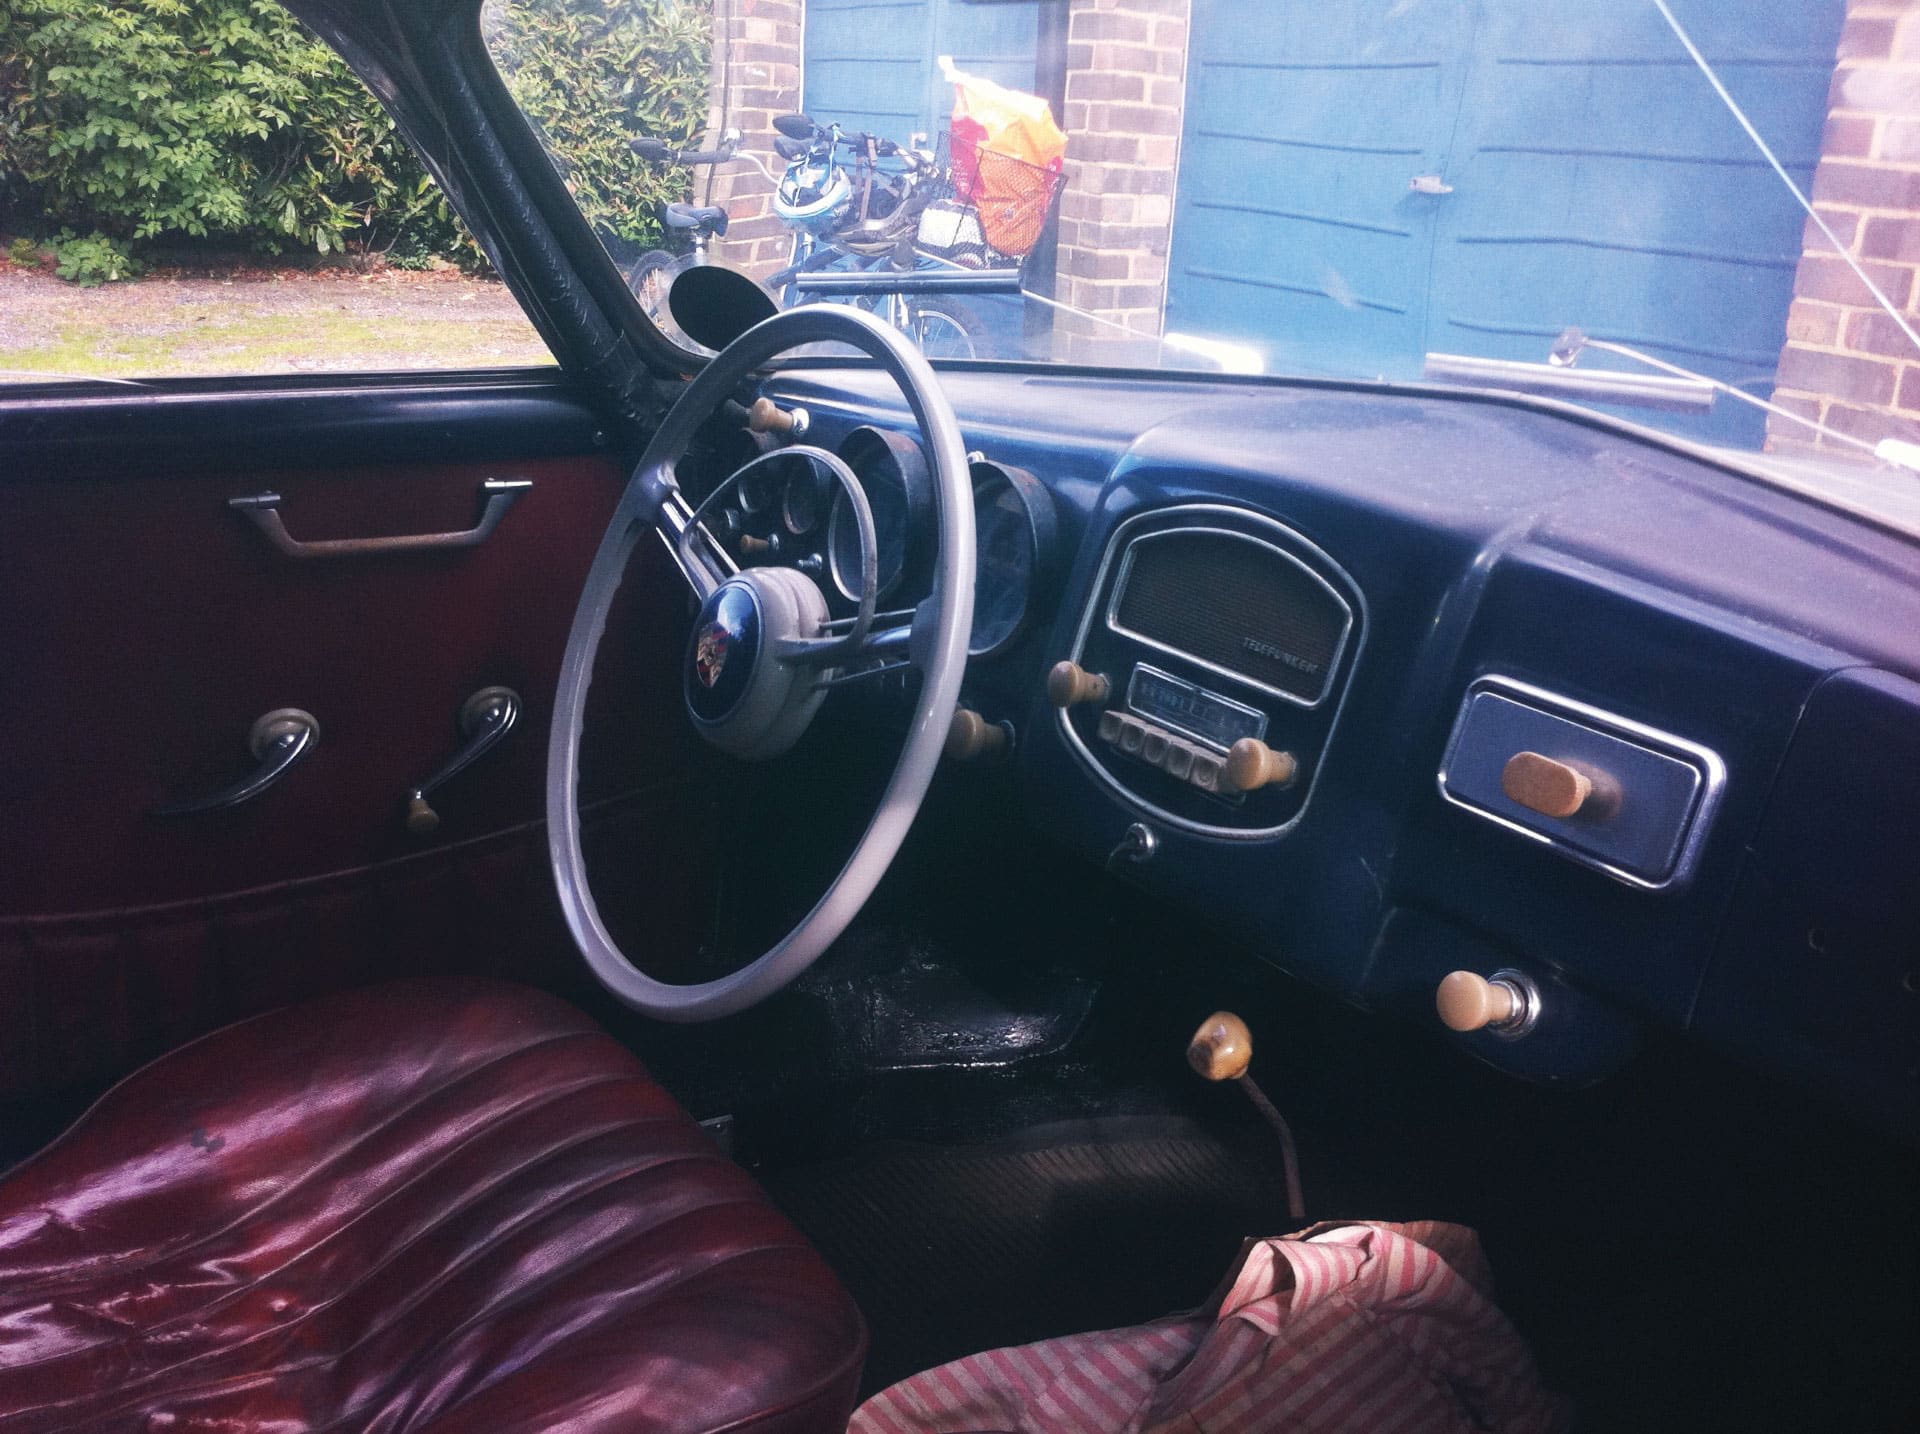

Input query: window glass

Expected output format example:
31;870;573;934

0;0;551;384
485;0;1920;477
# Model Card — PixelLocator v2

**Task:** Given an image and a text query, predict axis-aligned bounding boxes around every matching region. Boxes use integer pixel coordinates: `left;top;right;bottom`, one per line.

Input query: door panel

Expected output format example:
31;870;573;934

0;375;705;1109
805;0;1041;142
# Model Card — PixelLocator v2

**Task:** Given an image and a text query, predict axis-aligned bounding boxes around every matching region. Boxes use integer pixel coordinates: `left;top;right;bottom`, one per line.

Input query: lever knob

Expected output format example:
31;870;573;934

1224;738;1297;794
945;708;1010;762
1047;660;1110;709
1187;1010;1253;1081
747;397;809;437
1436;970;1530;1033
405;793;440;835
1501;751;1596;819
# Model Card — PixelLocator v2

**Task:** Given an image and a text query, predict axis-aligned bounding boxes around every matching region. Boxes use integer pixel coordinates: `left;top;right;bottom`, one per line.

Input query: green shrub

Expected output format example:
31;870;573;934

52;229;138;286
483;0;711;251
7;235;40;266
0;0;710;265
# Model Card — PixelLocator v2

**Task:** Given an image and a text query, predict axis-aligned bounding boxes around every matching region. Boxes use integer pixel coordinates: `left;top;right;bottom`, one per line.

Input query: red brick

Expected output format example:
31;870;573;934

1786;300;1845;346
1775;346;1899;405
1070;11;1151;43
1794;254;1915;308
1838;15;1898;61
1824;113;1877;158
1105;103;1182;135
1804;206;1862;252
1829;64;1920;115
1879;117;1920;161
1823;400;1920;445
1898;365;1920;411
1812;162;1920;209
1067;70;1146;102
1860;214;1920;262
1844;307;1920;356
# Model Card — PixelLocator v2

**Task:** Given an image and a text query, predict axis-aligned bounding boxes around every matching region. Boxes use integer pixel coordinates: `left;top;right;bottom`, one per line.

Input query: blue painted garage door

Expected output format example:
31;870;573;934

804;0;1041;146
1166;0;1846;448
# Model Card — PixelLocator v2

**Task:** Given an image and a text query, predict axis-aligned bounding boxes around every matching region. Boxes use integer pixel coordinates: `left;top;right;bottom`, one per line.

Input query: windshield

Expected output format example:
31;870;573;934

484;0;1920;474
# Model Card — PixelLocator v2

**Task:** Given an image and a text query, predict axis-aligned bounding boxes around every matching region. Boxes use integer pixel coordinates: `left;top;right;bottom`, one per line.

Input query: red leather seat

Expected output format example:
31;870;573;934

0;979;866;1432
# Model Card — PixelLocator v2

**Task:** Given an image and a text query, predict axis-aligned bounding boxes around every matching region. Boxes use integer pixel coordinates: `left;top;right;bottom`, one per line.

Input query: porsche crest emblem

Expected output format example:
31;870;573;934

693;621;731;688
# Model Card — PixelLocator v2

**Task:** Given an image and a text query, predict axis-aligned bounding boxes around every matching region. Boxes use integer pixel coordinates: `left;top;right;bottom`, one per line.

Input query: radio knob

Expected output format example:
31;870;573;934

1224;738;1297;794
1047;660;1110;709
1436;970;1539;1037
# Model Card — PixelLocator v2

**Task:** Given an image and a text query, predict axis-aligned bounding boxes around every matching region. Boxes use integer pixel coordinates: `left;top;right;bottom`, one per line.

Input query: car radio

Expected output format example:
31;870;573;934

1050;504;1363;837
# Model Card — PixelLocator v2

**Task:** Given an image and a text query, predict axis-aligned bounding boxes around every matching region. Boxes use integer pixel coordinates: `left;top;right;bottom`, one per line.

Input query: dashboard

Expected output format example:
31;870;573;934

700;366;1920;1143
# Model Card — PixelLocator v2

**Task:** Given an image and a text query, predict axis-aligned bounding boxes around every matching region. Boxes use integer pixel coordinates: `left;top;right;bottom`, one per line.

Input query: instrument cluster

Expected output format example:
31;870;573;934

689;418;1059;660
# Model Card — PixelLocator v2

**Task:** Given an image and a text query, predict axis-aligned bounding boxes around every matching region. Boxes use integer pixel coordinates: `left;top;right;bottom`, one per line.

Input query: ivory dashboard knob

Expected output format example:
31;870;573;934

1501;751;1596;819
945;707;1009;762
1436;970;1528;1034
404;792;440;836
1224;738;1297;794
1047;660;1110;708
747;396;808;437
1187;1010;1253;1081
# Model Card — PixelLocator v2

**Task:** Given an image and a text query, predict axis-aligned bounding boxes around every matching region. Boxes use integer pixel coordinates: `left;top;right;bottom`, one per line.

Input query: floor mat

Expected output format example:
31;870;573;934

765;1115;1298;1397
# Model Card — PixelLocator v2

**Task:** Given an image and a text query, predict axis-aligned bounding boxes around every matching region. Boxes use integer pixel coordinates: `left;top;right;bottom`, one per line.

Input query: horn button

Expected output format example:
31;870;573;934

684;569;830;759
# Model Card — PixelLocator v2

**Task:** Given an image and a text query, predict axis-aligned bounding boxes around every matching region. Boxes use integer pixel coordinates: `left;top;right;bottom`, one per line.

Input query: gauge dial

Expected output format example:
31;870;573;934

783;463;830;536
968;460;1057;657
828;427;928;602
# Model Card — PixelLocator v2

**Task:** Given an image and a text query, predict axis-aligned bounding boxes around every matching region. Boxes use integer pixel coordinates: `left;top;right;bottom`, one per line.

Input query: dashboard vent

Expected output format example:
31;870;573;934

1110;528;1349;704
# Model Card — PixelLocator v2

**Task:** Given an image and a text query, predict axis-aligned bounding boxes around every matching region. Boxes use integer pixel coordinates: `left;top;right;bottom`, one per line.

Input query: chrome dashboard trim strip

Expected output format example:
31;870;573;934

1435;674;1729;891
1059;503;1366;842
1103;525;1354;708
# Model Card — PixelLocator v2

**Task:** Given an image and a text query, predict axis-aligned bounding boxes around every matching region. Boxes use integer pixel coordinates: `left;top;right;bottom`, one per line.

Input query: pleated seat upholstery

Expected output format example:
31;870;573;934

0;978;866;1432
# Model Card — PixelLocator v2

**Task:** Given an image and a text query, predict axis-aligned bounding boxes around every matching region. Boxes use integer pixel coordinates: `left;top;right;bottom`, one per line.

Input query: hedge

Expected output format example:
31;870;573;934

0;0;710;268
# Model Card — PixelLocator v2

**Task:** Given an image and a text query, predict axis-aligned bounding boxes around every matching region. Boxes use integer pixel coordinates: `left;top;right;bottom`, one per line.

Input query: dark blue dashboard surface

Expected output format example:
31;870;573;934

767;365;1920;1141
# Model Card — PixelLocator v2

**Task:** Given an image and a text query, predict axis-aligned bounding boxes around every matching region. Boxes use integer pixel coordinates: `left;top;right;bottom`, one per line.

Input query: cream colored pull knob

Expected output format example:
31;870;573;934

1047;660;1110;708
404;793;440;835
1436;971;1526;1033
1187;1010;1252;1081
1501;751;1595;819
747;397;808;437
1224;738;1297;794
945;708;1009;763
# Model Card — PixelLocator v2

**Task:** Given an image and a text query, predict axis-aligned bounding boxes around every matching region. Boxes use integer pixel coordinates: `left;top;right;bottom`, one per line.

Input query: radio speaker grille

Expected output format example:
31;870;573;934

1112;530;1346;702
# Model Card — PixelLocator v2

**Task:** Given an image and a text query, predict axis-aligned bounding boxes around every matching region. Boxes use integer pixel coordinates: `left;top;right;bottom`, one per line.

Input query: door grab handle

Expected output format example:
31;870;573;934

153;709;319;816
229;479;531;558
405;686;521;834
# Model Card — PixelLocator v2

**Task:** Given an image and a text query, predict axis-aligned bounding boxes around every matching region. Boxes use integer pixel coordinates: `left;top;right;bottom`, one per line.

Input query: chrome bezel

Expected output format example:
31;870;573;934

1435;675;1729;891
1104;525;1354;709
1059;504;1366;842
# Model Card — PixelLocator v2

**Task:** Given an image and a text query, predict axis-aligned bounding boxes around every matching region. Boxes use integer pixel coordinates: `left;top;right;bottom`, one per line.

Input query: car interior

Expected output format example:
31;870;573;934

2;1;1917;1431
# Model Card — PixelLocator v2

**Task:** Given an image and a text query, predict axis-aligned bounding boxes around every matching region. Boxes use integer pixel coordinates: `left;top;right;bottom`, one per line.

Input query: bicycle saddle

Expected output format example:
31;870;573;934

664;202;729;235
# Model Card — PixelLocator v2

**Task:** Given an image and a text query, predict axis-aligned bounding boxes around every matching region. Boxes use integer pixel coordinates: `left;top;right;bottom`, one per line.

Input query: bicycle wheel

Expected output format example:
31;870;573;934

909;300;979;360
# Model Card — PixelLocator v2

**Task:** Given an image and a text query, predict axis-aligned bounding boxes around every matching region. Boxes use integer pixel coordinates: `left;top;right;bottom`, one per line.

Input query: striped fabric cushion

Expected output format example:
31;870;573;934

850;1221;1569;1434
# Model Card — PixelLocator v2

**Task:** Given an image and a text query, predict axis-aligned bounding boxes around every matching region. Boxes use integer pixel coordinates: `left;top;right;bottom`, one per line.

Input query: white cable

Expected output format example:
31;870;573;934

1652;0;1920;356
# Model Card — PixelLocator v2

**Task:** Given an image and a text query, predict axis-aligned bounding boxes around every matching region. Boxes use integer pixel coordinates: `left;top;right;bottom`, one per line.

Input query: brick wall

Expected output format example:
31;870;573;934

700;0;802;281
1770;0;1920;456
1051;0;1190;363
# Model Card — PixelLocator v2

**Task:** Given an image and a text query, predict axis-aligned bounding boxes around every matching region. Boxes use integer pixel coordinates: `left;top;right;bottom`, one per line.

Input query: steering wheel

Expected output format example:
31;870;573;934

546;304;975;1021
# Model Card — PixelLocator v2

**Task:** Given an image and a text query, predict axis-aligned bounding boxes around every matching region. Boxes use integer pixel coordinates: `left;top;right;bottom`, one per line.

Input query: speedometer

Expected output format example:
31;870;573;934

828;426;929;602
968;460;1058;658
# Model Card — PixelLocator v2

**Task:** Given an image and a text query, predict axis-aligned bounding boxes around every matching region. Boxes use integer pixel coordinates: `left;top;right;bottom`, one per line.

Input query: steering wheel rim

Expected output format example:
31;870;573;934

546;304;975;1021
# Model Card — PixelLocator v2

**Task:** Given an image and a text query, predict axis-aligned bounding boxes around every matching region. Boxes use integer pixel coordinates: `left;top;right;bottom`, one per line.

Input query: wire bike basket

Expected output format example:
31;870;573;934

916;129;1065;271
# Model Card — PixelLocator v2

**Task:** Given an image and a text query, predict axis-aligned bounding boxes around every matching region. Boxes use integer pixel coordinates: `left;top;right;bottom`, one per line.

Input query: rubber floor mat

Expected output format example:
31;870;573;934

764;1115;1298;1396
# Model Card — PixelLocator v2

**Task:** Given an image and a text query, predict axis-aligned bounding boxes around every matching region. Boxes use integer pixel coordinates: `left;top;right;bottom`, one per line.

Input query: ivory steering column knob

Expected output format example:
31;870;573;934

1047;660;1110;709
945;707;1010;763
1186;1010;1253;1082
1436;970;1536;1036
1224;738;1297;794
1501;750;1599;819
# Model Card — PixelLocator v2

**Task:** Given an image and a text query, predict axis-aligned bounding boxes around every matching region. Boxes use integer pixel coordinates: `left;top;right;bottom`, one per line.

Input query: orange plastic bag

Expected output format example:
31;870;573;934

942;58;1065;255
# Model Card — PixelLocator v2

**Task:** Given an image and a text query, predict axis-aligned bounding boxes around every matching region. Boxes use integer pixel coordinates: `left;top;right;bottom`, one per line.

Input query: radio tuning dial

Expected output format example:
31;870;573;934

1047;660;1110;709
1223;738;1297;794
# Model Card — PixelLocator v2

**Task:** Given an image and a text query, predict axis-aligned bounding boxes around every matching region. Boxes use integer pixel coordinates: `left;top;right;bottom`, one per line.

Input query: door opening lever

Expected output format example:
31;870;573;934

405;687;520;835
153;709;319;816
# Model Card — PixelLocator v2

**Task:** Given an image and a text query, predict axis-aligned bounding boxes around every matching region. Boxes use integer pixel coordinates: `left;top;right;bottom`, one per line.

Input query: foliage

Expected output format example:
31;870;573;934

0;0;712;277
8;235;41;267
483;0;711;251
51;230;137;286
